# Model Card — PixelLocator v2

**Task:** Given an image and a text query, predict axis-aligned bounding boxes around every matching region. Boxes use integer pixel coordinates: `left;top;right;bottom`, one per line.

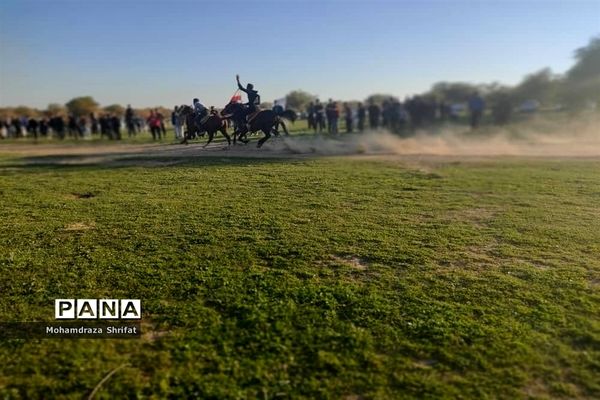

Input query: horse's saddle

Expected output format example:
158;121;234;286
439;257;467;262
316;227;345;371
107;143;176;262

199;114;211;125
247;109;260;123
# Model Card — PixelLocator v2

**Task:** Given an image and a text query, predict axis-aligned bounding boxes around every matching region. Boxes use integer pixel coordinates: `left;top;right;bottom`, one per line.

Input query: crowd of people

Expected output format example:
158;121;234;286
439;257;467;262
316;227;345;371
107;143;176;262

305;92;486;135
0;92;487;141
0;105;170;140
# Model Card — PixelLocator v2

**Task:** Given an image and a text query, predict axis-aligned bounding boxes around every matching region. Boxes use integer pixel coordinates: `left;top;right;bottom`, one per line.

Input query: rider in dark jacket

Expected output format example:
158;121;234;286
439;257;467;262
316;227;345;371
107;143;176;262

236;74;260;116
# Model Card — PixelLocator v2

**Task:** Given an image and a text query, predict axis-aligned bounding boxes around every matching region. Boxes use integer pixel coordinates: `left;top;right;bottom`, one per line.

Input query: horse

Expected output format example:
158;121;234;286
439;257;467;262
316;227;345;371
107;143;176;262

221;103;294;147
177;105;231;147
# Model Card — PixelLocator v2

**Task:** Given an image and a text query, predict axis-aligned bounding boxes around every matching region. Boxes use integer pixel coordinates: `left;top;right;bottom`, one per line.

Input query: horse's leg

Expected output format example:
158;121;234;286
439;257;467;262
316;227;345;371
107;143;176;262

271;120;280;137
242;124;250;143
279;120;289;136
221;125;231;146
237;123;249;144
204;130;214;148
257;126;271;148
237;123;248;144
180;128;189;145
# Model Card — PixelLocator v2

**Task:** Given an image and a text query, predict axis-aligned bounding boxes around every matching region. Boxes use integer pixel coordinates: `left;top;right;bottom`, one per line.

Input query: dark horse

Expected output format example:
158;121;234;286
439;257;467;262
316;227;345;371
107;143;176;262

221;103;296;147
178;105;231;147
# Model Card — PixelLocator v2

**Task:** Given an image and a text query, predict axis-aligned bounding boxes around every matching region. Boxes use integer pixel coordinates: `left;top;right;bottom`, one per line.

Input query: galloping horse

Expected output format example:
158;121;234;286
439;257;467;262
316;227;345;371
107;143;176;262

177;105;231;147
221;103;295;147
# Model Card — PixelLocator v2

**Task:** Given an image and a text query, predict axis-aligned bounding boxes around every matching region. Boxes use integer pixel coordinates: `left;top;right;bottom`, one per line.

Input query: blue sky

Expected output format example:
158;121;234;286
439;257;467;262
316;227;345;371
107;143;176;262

1;0;598;108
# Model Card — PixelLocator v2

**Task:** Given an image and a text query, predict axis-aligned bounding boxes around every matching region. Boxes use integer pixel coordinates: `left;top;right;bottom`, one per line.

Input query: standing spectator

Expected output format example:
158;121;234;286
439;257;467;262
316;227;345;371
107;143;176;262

78;116;88;137
111;114;122;140
90;113;98;135
468;92;485;129
27;118;39;139
272;100;284;116
381;99;391;128
135;116;144;133
125;105;136;137
11;118;22;138
314;99;325;133
147;111;161;140
344;103;353;133
306;102;315;131
357;102;366;132
39;118;49;137
407;96;426;128
156;109;166;137
99;114;110;138
329;101;339;135
50;115;65;139
172;106;183;140
67;115;79;138
326;98;335;134
368;101;380;129
388;99;401;132
1;119;8;138
20;116;28;136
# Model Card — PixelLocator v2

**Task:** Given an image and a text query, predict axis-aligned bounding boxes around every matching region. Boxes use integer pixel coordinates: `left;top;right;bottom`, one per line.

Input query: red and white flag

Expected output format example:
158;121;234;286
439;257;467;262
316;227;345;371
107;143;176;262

230;92;242;103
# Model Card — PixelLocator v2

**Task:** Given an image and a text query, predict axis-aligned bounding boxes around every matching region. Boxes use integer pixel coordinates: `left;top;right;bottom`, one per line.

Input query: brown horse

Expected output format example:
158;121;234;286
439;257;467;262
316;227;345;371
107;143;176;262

177;105;231;147
221;103;292;147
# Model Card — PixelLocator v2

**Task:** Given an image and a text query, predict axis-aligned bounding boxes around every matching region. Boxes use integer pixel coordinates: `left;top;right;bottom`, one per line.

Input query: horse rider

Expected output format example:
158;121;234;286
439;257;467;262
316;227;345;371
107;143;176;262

236;74;261;126
193;98;209;127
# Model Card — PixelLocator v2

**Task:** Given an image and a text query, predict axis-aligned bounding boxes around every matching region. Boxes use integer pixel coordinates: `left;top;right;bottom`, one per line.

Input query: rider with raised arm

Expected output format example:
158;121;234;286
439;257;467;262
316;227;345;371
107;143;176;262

236;74;260;124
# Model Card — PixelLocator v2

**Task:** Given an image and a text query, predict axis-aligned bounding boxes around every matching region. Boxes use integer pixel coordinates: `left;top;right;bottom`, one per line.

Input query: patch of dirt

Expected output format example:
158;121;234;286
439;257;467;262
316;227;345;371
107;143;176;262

445;207;499;229
588;277;600;289
413;359;438;368
141;321;172;342
70;192;95;199
64;222;95;231
522;378;553;399
330;255;370;271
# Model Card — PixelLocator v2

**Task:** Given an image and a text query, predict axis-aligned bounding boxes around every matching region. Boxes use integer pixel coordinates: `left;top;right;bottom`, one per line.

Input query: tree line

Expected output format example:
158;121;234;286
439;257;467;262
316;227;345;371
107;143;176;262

284;36;600;117
0;99;172;122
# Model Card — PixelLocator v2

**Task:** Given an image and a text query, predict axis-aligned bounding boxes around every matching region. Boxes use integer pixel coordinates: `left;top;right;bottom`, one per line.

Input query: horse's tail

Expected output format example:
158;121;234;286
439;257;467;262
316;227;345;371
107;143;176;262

280;109;297;123
275;116;290;136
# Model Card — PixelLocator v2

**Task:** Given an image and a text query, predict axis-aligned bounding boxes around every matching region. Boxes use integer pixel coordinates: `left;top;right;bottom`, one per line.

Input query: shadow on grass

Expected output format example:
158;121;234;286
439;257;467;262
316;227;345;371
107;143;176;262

0;152;305;172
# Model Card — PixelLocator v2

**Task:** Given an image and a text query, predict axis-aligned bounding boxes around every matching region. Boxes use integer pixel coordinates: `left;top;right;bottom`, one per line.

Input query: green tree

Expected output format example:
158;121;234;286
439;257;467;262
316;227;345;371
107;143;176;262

13;106;37;117
46;103;66;116
429;82;479;103
285;90;315;110
365;94;398;105
0;108;13;119
104;104;125;116
511;68;560;105
65;96;99;117
562;36;600;109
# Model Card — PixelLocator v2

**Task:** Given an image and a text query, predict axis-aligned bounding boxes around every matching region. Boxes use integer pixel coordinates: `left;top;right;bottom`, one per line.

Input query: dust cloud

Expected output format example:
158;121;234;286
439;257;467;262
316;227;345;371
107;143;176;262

271;114;600;157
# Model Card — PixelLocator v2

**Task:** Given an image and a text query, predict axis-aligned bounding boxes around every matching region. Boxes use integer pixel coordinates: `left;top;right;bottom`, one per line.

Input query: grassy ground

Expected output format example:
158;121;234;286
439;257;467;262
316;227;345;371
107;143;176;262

0;149;599;399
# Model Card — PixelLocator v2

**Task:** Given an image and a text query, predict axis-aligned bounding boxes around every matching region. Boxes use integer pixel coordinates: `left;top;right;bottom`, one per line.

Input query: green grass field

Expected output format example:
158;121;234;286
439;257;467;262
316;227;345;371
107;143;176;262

0;145;599;398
